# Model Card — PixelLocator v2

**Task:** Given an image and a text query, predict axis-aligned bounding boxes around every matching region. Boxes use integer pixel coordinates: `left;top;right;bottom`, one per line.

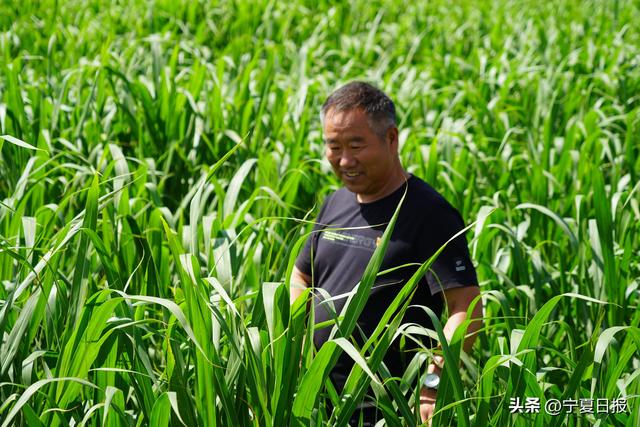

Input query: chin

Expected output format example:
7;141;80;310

341;182;357;192
343;182;367;194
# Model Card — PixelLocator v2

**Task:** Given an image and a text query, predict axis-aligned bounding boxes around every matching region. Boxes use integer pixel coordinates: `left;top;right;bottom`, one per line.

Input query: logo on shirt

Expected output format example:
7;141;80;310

321;230;377;251
455;259;466;271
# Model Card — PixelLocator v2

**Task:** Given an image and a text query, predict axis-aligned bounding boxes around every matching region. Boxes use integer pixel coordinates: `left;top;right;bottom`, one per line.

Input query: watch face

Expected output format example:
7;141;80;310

424;373;440;390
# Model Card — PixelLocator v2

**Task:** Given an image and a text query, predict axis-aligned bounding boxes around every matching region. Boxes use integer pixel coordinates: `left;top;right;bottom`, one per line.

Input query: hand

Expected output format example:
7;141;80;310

419;386;436;425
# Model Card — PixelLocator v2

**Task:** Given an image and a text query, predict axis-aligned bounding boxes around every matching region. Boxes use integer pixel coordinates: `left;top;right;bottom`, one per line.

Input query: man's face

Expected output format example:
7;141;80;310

323;108;399;202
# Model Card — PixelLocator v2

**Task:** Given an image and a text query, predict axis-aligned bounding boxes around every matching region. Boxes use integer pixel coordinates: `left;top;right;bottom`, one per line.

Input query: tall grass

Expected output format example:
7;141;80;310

1;0;639;425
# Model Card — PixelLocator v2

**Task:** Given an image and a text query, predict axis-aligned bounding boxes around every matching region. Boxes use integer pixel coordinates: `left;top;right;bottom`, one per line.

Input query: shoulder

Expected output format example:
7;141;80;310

405;176;467;238
406;175;459;218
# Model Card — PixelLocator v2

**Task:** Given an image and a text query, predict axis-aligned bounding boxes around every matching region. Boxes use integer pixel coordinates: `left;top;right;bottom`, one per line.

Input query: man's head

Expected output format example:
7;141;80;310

320;81;396;140
321;82;406;203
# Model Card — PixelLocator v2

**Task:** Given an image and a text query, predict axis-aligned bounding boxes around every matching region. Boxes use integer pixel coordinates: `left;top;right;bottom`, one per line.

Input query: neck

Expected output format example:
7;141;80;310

357;167;410;203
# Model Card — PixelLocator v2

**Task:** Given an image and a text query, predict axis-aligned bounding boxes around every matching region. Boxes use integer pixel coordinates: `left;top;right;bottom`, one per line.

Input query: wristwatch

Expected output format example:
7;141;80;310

423;373;440;390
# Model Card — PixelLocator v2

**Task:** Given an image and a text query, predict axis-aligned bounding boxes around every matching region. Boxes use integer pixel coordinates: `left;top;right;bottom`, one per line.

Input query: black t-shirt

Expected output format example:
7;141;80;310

295;175;478;390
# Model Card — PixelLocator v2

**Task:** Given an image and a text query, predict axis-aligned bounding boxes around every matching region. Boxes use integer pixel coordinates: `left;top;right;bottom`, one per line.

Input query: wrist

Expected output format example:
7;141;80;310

424;354;443;391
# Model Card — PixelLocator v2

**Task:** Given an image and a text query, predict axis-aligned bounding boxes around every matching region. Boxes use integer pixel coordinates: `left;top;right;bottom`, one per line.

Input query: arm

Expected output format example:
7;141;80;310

420;285;483;424
290;266;311;304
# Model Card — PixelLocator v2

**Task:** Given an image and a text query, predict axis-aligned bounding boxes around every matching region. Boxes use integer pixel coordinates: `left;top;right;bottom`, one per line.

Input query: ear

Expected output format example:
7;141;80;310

386;126;399;151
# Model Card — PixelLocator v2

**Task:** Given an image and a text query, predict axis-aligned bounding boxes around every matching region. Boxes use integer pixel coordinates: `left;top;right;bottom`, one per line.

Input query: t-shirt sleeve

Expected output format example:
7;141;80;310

294;196;331;277
422;202;478;295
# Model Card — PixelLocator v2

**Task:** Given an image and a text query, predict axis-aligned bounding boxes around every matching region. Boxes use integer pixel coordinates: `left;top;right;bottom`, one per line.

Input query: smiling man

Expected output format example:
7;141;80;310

291;81;482;425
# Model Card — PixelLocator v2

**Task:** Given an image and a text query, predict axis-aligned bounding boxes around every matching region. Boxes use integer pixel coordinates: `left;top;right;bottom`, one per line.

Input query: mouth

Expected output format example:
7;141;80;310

342;171;361;178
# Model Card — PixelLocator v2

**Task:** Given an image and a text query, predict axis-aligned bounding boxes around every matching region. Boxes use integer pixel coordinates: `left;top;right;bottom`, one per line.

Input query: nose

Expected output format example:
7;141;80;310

339;149;357;168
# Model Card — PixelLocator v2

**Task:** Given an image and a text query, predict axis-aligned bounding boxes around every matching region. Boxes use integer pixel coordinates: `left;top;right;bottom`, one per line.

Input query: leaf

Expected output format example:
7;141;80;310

0;134;43;151
69;174;100;325
110;290;210;364
223;158;257;220
332;337;381;386
2;377;98;427
150;392;172;427
515;203;578;249
291;341;338;423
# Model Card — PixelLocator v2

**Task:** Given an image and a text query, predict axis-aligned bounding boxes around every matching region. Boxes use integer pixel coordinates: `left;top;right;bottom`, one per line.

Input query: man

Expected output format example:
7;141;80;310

291;81;482;425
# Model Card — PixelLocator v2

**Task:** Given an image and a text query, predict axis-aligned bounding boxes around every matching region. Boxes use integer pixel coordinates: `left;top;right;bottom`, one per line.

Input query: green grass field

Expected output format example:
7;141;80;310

1;0;639;425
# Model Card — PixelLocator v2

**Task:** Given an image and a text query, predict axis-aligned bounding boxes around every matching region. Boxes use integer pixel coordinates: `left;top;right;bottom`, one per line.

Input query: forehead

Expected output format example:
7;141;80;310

323;108;373;135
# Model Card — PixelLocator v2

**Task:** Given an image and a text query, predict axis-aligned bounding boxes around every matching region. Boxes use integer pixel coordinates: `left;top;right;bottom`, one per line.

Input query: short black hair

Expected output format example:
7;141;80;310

321;81;396;138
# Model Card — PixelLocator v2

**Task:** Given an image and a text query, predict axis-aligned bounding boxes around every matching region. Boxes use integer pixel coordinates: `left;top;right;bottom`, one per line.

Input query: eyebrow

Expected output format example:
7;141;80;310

324;136;365;144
